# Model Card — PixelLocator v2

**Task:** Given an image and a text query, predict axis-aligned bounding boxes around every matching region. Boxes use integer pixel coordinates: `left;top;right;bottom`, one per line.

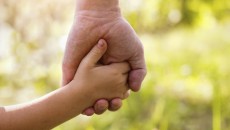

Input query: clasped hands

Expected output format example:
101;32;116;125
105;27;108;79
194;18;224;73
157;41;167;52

62;2;146;116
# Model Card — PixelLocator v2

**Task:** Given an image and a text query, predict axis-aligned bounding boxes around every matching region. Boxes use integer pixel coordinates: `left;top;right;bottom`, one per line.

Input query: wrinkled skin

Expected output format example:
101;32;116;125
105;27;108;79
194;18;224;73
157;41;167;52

62;10;146;116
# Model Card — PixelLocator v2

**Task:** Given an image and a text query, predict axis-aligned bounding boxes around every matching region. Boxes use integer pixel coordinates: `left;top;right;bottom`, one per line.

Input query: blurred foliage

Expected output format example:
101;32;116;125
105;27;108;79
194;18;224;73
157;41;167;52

122;0;230;32
0;0;230;130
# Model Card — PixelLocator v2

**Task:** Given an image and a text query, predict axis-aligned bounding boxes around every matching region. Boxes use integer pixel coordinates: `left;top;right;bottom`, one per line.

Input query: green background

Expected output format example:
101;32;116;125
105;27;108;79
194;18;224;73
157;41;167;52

0;0;230;130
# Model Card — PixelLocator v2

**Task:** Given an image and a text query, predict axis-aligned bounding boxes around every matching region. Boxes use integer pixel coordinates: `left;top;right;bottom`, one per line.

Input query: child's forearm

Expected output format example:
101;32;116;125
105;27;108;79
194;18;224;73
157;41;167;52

0;83;90;130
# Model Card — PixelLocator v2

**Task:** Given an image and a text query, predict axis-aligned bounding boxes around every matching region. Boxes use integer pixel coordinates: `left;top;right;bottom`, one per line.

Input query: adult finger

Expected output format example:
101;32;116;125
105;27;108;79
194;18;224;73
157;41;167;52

129;69;146;92
94;99;109;115
108;90;130;112
82;107;95;116
129;44;147;92
108;98;122;111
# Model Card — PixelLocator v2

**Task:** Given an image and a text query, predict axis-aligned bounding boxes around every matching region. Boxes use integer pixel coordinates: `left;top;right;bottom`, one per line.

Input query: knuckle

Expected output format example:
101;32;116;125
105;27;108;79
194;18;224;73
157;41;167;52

91;48;101;56
115;76;125;86
78;59;88;69
110;68;120;76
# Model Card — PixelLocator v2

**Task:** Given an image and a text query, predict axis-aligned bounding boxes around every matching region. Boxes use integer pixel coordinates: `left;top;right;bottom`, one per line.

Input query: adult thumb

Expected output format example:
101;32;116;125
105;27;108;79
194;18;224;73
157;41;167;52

82;39;107;67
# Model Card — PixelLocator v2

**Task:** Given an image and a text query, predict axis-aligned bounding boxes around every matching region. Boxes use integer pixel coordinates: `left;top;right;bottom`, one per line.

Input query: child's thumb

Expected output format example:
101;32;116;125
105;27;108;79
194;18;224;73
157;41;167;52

82;39;107;66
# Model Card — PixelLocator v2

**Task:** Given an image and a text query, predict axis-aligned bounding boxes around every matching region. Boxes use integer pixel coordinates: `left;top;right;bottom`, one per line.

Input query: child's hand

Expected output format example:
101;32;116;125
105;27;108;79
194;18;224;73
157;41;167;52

71;39;130;104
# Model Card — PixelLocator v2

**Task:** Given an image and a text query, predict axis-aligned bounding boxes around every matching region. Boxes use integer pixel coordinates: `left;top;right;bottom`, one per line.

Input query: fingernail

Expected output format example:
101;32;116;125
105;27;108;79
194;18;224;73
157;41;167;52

97;40;104;48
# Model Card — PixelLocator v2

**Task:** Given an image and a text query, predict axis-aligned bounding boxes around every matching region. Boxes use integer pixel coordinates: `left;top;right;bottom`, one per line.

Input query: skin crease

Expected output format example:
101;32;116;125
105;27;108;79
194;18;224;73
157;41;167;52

62;0;147;115
0;40;130;130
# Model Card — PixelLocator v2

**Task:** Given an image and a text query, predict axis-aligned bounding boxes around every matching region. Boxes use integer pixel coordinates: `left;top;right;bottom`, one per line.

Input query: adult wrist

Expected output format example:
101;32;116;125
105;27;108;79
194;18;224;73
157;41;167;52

77;0;119;11
76;0;121;17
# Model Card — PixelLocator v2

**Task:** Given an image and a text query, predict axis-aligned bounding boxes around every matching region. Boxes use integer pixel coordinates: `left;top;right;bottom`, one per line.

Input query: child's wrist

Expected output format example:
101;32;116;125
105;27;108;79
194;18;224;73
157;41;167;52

67;81;96;108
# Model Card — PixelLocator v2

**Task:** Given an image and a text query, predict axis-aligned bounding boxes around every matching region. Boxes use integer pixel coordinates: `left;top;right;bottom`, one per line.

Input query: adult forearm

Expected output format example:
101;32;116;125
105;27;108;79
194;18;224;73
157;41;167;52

0;85;90;130
76;0;119;11
76;0;121;18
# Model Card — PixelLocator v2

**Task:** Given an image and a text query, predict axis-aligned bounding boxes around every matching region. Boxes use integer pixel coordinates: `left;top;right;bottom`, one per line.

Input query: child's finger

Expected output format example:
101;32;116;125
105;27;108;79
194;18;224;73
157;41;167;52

82;39;107;67
109;62;131;74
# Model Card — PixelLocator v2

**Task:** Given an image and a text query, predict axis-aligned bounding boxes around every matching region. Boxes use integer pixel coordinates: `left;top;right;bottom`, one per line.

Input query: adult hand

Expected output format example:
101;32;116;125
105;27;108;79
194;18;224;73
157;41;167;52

62;0;146;116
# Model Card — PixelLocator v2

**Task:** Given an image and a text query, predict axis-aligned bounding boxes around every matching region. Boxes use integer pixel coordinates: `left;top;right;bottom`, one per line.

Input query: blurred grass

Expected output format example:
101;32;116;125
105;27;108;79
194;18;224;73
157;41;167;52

1;0;230;130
